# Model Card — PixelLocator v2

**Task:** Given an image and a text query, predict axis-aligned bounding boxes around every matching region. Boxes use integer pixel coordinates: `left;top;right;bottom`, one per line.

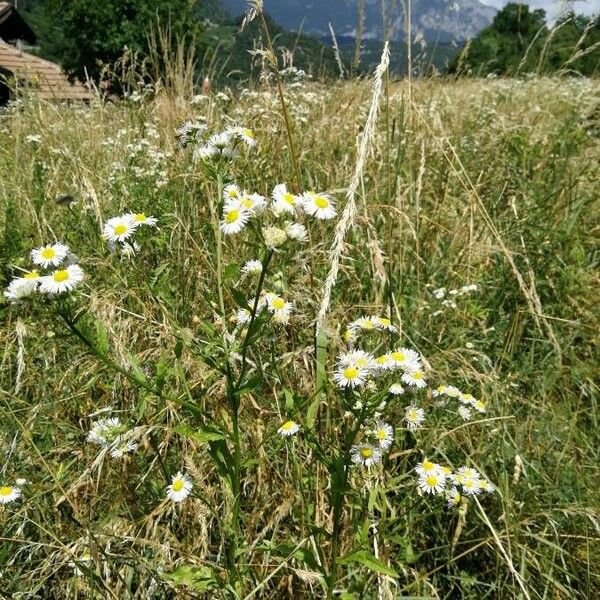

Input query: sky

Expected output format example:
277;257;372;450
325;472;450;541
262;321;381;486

481;0;600;20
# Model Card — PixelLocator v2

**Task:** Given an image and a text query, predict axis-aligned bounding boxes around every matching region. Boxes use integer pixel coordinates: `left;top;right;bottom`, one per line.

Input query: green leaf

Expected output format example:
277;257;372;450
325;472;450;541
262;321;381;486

94;320;109;356
175;425;225;443
161;564;217;591
223;262;239;280
339;549;398;578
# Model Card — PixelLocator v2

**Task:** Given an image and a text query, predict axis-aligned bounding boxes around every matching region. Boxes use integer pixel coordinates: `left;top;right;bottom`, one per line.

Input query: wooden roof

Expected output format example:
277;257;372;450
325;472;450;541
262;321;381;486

0;2;36;45
0;40;94;101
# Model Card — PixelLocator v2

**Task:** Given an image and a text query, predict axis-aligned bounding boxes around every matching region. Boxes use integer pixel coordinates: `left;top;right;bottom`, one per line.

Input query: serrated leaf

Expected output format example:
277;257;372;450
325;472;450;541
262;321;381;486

339;549;398;578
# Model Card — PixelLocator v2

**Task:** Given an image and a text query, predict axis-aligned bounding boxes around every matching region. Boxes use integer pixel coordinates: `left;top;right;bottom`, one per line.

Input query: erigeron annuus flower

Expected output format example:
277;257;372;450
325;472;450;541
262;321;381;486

446;487;462;507
390;348;422;372
235;308;251;325
241;259;262;275
415;460;444;478
126;212;157;227
262;226;288;248
103;215;138;242
445;386;461;399
39;264;84;294
459;392;475;405
109;439;139;458
351;316;378;331
461;476;482;496
344;328;357;346
31;243;69;268
302;191;337;220
389;383;405;395
338;350;375;371
4;271;41;301
418;471;446;494
220;206;250;235
473;399;487;414
277;420;300;436
404;405;425;430
231;126;256;147
370;421;394;450
432;384;447;397
272;183;301;215
266;294;293;324
86;417;126;448
351;443;382;467
223;183;241;202
458;405;472;421
374;354;394;371
166;472;193;502
479;479;494;493
195;144;217;160
333;365;367;389
285;222;308;242
209;131;233;149
401;369;427;388
374;317;397;332
0;484;22;504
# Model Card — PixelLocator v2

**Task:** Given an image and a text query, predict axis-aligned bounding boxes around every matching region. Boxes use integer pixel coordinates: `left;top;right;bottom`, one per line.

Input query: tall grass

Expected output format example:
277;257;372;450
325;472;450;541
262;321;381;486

0;71;599;598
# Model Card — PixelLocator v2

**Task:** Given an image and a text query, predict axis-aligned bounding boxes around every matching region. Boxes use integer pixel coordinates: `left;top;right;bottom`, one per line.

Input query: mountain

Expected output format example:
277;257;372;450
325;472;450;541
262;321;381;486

220;0;497;42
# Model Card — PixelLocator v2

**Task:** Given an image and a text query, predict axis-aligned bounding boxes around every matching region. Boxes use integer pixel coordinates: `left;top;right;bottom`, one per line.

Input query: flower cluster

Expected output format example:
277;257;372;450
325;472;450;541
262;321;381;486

432;384;487;421
235;291;294;327
4;243;84;301
191;125;256;161
429;284;479;314
86;417;139;459
102;212;157;257
415;460;494;505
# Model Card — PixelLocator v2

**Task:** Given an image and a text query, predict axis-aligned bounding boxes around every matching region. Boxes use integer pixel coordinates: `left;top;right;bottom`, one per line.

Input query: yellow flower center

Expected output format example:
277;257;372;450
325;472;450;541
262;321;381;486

475;401;485;410
225;210;240;224
379;318;391;326
362;320;374;329
134;213;146;222
376;355;389;364
228;189;239;198
376;429;387;440
241;198;254;209
422;461;434;471
41;247;56;259
53;270;69;283
281;420;295;431
343;367;359;380
315;197;329;209
392;352;406;362
463;394;473;401
172;479;185;492
413;371;423;380
283;192;295;205
360;447;373;459
426;475;438;486
114;224;127;235
443;466;452;474
356;357;368;367
407;410;418;420
24;271;39;279
436;385;446;392
271;298;285;310
0;486;13;496
243;128;254;139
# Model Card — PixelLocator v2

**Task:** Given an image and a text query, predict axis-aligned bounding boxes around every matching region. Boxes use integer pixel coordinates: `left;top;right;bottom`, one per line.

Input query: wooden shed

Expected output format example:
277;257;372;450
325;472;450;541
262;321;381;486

0;1;93;104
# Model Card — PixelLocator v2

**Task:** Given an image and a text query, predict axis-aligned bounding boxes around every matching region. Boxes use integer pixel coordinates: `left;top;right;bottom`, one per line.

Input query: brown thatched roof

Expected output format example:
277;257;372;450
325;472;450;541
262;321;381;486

0;40;94;101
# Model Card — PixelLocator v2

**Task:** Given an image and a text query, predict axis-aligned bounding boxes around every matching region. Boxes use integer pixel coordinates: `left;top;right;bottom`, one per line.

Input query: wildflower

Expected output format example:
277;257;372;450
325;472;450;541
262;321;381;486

31;243;69;268
194;144;217;160
457;466;480;480
333;365;367;389
388;383;405;395
351;443;382;467
415;460;443;478
103;215;138;242
446;487;462;508
302;191;337;220
479;479;494;493
230;126;256;147
39;265;84;294
235;308;251;325
432;287;446;299
242;259;262;275
458;405;472;421
109;439;138;458
351;316;378;331
126;212;157;227
277;420;300;436
461;476;482;496
473;399;487;414
220;206;250;235
370;421;394;450
285;222;308;242
374;354;394;371
223;183;241;202
338;350;375;371
0;485;22;504
344;328;357;346
404;405;425;430
166;472;193;502
401;370;427;388
390;348;422;372
272;183;301;215
86;417;125;448
266;295;293;324
432;384;447;397
262;226;288;248
374;317;397;332
4;272;40;301
208;131;233;149
418;471;446;494
445;386;461;399
459;392;475;405
239;192;267;213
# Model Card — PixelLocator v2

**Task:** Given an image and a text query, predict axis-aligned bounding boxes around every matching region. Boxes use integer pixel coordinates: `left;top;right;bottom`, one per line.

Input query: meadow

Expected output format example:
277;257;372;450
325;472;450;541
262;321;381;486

0;66;599;598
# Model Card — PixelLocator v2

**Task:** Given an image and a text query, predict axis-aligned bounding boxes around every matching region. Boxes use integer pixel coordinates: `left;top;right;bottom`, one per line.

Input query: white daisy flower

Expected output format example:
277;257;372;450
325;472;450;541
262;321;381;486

220;206;250;235
374;354;394;371
458;405;472;421
0;484;22;504
39;265;84;294
479;479;494;493
272;183;301;215
230;126;256;146
401;370;427;388
223;183;242;202
241;259;263;275
31;243;69;268
126;212;157;227
351;443;382;467
262;226;288;248
302;191;336;220
350;316;378;331
194;144;217;160
432;287;446;299
445;386;461;399
432;384;448;397
86;417;125;448
389;383;405;395
374;317;397;332
457;466;480;480
459;392;475;405
235;308;252;325
109;439;139;458
418;471;446;494
338;350;375;371
461;476;482;496
166;472;193;502
446;487;462;508
473;399;487;414
285;222;308;242
390;348;422;372
240;192;267;213
415;460;444;478
370;421;394;450
404;405;425;430
208;131;233;149
277;420;300;436
333;365;367;389
103;215;138;242
4;271;41;301
266;295;293;324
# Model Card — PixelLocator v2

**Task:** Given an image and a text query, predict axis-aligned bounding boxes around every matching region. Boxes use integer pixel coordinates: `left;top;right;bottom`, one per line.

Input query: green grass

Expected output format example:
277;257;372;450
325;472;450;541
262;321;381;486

0;75;598;598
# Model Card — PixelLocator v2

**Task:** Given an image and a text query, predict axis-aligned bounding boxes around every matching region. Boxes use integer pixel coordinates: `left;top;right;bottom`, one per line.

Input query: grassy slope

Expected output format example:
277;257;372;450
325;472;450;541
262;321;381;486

0;77;599;598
